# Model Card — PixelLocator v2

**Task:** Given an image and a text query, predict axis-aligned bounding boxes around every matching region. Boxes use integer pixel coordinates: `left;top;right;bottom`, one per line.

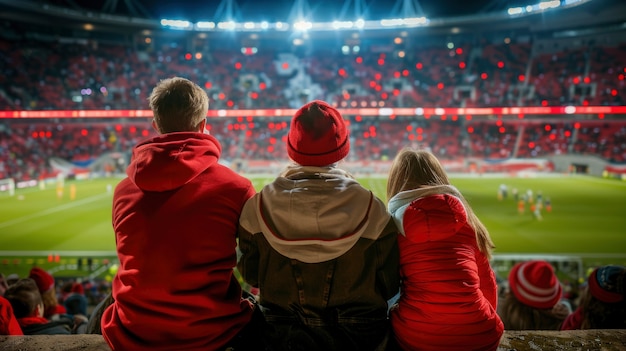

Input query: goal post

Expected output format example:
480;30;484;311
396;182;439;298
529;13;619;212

0;178;15;196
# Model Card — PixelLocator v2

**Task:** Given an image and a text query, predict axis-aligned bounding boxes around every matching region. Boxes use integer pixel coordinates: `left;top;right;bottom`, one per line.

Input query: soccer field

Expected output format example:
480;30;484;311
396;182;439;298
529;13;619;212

1;175;625;280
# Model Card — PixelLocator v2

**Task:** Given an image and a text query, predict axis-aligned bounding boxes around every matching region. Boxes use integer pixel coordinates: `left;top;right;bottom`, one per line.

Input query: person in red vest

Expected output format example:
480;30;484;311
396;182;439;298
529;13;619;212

386;148;504;351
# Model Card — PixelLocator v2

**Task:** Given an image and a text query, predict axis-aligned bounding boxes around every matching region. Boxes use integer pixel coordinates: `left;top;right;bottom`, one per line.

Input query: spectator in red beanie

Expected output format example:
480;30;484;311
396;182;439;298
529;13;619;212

28;267;66;319
0;295;23;335
238;100;400;351
101;77;265;351
561;265;626;330
498;260;571;330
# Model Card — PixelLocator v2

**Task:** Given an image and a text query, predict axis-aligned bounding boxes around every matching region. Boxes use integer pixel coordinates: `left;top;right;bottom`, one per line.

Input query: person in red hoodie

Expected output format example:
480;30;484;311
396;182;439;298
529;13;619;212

0;295;23;335
100;77;263;351
386;148;504;351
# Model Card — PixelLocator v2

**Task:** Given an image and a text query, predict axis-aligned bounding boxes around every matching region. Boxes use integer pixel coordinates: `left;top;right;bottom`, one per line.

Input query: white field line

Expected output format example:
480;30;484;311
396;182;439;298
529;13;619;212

0;193;110;230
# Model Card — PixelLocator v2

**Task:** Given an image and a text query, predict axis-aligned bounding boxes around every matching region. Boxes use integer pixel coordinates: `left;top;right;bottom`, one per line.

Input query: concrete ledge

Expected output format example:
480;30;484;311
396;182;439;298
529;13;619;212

2;330;626;351
498;330;626;350
1;334;110;351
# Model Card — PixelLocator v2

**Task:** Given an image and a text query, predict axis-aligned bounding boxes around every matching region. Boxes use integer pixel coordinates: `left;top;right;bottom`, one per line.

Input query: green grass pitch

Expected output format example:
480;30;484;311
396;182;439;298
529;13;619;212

1;175;625;280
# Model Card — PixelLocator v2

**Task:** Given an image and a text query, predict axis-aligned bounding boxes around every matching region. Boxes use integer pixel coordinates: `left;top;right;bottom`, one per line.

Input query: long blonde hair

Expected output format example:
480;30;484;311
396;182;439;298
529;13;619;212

387;147;495;258
499;293;566;330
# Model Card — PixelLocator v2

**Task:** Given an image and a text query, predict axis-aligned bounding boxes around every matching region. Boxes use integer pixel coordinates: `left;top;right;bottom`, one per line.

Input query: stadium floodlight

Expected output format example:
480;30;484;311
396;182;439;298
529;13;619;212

217;21;236;30
415;107;424;115
293;20;313;31
403;17;428;26
160;19;192;29
333;21;354;29
538;1;561;10
355;19;365;28
275;22;289;30
435;107;445;115
243;22;256;30
260;21;269;29
380;18;404;27
507;7;524;15
196;21;216;29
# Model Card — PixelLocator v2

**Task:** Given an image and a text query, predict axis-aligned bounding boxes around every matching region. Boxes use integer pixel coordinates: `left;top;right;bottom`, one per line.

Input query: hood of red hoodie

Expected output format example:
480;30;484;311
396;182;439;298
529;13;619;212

127;132;221;192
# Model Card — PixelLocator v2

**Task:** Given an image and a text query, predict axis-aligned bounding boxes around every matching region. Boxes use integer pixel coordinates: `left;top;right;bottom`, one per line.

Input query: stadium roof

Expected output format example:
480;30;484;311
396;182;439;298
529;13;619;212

2;0;625;40
16;0;586;22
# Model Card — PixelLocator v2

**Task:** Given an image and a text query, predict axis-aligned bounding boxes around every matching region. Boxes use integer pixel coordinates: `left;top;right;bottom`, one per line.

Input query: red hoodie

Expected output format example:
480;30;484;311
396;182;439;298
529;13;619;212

0;296;23;335
101;132;256;351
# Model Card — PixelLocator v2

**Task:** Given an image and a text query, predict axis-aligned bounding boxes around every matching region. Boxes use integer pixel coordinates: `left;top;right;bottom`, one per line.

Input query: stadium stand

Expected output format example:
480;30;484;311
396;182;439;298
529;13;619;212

5;117;626;182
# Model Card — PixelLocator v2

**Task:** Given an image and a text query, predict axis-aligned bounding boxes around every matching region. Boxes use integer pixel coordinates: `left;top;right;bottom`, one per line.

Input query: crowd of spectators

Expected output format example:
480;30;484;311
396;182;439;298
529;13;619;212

1;26;626;182
1;117;625;182
0;29;625;111
3;262;624;338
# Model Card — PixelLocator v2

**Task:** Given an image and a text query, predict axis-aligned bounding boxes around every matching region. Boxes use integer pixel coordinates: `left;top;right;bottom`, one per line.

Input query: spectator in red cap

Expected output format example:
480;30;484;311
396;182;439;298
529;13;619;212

561;265;626;330
0;295;23;335
386;148;503;351
101;77;264;351
498;260;571;330
28;267;66;319
238;100;400;351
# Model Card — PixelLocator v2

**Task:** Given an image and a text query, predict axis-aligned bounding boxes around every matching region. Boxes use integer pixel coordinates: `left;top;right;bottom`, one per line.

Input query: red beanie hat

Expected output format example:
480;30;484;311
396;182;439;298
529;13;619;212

28;267;55;293
287;100;350;166
71;282;84;295
508;260;562;309
588;265;625;303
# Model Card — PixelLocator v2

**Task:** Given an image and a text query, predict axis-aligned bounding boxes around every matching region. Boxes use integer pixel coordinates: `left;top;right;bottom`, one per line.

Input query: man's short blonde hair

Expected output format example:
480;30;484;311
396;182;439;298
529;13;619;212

149;77;209;133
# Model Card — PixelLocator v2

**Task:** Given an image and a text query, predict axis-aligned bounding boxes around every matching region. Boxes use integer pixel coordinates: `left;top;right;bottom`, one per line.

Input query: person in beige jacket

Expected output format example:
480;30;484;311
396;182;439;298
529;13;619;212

237;100;400;351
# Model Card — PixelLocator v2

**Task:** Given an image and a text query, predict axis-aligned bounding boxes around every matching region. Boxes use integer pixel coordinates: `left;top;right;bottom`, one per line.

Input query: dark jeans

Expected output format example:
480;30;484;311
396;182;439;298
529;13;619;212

222;303;269;351
262;313;390;351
